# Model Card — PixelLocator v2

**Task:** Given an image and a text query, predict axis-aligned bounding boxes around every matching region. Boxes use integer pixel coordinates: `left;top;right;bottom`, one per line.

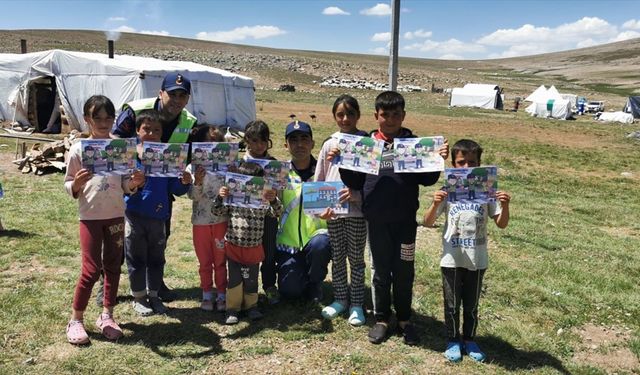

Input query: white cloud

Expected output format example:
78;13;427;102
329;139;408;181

622;19;640;30
196;25;286;42
403;29;432;40
610;30;640;42
371;47;388;55
107;16;126;22
140;30;170;36
404;38;485;55
371;32;391;42
360;3;391;16
439;54;463;60
113;25;136;33
322;6;350;16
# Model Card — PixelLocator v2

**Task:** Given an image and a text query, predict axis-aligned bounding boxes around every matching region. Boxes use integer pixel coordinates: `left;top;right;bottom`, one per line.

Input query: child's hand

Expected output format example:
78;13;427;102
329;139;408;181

219;186;229;197
433;190;448;205
438;139;449;160
180;172;193;185
318;207;334;220
326;147;340;162
263;188;277;203
130;169;145;189
338;187;352;203
495;191;511;206
72;168;92;193
194;165;206;186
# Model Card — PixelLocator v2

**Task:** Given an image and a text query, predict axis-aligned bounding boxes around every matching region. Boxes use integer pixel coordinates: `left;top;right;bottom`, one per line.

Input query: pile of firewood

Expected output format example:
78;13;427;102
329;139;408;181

12;131;84;175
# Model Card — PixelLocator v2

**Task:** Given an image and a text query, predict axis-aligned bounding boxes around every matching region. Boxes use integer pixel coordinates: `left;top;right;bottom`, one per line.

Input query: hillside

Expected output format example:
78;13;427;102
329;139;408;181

1;29;639;104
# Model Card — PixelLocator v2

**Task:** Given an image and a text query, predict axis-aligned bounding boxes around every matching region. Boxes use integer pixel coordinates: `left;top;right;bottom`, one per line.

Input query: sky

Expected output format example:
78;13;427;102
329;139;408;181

2;0;640;60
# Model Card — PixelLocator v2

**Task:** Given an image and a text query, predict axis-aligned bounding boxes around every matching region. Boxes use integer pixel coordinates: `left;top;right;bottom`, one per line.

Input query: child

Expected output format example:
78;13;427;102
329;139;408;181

423;139;511;363
243;120;280;305
124;109;192;316
315;95;368;326
64;95;145;344
338;91;447;346
213;161;283;324
186;125;228;312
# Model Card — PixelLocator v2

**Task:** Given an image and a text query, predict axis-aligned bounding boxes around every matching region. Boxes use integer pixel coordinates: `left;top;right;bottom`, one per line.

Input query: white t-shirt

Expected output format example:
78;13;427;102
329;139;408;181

436;201;501;270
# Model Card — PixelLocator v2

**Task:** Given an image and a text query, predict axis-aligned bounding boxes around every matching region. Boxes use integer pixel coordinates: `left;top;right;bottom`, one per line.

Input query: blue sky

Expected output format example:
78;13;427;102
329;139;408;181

3;0;640;60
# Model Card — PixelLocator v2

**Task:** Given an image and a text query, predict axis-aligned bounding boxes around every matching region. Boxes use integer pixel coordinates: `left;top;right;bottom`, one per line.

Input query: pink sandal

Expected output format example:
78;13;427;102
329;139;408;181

96;313;123;340
66;320;90;345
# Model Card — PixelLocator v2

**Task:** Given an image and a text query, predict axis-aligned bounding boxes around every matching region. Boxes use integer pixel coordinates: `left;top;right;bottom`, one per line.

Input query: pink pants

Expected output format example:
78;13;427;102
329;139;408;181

192;223;228;293
73;218;124;311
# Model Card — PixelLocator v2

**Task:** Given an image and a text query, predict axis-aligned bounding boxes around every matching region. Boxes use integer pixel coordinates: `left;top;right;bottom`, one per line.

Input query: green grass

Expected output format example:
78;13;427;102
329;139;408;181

1;93;640;374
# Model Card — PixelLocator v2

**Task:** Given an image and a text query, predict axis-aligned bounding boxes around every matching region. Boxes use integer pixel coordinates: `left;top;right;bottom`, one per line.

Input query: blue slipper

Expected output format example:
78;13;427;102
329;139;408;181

444;341;463;363
347;306;366;326
464;341;486;362
321;301;346;320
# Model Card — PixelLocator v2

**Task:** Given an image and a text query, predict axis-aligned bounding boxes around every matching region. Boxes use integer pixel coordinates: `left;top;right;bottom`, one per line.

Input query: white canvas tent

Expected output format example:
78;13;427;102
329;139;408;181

0;49;256;132
449;83;503;110
524;85;572;119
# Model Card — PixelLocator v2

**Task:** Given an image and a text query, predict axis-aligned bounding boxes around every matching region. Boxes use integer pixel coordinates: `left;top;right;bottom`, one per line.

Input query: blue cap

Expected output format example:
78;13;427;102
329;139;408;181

285;120;313;139
161;73;191;94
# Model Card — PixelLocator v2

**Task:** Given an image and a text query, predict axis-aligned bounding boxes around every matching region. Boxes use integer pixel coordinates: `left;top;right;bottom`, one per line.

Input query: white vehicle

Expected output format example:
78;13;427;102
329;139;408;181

585;101;605;113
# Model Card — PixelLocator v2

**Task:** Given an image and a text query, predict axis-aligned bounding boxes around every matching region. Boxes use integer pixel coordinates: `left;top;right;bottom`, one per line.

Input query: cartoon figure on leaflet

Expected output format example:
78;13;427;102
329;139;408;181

192;148;207;167
83;145;99;173
143;148;155;175
263;161;282;182
445;174;459;202
395;143;407;170
104;144;115;172
353;141;366;167
243;180;254;204
334;138;348;165
162;149;174;174
226;178;237;204
466;172;484;200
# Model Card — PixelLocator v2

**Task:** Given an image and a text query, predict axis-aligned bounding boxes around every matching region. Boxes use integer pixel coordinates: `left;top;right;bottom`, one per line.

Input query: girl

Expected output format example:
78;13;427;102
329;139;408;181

243;120;280;305
315;94;368;326
64;95;145;344
186;125;229;312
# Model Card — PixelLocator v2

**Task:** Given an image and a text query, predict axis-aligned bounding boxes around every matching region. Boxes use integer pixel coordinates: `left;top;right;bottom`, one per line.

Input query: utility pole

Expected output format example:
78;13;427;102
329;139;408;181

389;0;400;91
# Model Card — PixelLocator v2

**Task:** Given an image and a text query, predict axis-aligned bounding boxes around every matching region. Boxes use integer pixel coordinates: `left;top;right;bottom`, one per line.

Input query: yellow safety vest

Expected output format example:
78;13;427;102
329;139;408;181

123;98;197;143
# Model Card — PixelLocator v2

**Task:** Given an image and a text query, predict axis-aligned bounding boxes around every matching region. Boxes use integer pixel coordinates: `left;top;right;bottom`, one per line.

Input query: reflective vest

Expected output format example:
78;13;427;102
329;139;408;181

276;169;327;254
123;98;197;143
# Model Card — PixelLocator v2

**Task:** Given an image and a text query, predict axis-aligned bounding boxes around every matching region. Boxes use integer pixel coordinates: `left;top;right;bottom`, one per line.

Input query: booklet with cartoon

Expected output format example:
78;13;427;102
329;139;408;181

331;132;384;175
393;136;445;173
301;181;349;215
244;158;291;190
80;138;136;175
139;142;189;177
191;142;239;174
223;172;271;208
443;166;497;204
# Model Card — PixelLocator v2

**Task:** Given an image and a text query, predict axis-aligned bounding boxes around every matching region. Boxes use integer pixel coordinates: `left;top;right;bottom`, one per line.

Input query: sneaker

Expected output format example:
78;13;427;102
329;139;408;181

95;313;123;340
132;298;154;316
397;323;420;346
247;308;264;321
200;299;214;311
225;311;239;325
347;306;366;326
66;320;90;345
464;341;486;362
158;282;178;302
444;341;463;363
216;298;226;312
321;301;347;320
149;296;168;314
264;286;280;305
307;282;323;303
368;322;389;344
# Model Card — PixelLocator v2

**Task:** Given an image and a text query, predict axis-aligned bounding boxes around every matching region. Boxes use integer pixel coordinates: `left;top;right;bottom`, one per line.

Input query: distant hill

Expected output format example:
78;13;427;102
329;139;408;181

1;29;638;98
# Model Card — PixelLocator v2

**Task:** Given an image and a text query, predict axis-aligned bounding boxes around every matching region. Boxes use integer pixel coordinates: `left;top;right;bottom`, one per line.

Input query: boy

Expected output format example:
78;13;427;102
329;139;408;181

213;161;283;324
339;91;447;345
423;139;511;363
124;109;192;316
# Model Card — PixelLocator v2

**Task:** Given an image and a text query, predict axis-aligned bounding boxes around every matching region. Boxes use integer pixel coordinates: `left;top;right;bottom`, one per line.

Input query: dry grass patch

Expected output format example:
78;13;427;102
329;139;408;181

572;323;639;373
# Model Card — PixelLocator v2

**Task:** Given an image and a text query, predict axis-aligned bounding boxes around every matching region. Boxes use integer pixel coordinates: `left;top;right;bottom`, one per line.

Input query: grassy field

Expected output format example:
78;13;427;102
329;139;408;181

1;90;639;374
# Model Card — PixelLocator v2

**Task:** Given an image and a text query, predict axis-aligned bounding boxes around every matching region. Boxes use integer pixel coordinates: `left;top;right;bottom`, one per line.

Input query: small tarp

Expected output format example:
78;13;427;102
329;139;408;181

623;96;640;118
596;111;634;124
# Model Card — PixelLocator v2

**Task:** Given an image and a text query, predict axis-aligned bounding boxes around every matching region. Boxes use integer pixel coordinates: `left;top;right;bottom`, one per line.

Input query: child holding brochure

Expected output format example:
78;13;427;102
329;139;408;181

423;139;511;363
186;125;229;312
64;95;145;344
315;94;368;326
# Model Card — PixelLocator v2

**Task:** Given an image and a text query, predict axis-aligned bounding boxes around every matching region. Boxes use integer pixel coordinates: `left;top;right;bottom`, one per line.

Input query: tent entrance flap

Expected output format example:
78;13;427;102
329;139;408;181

27;76;60;133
